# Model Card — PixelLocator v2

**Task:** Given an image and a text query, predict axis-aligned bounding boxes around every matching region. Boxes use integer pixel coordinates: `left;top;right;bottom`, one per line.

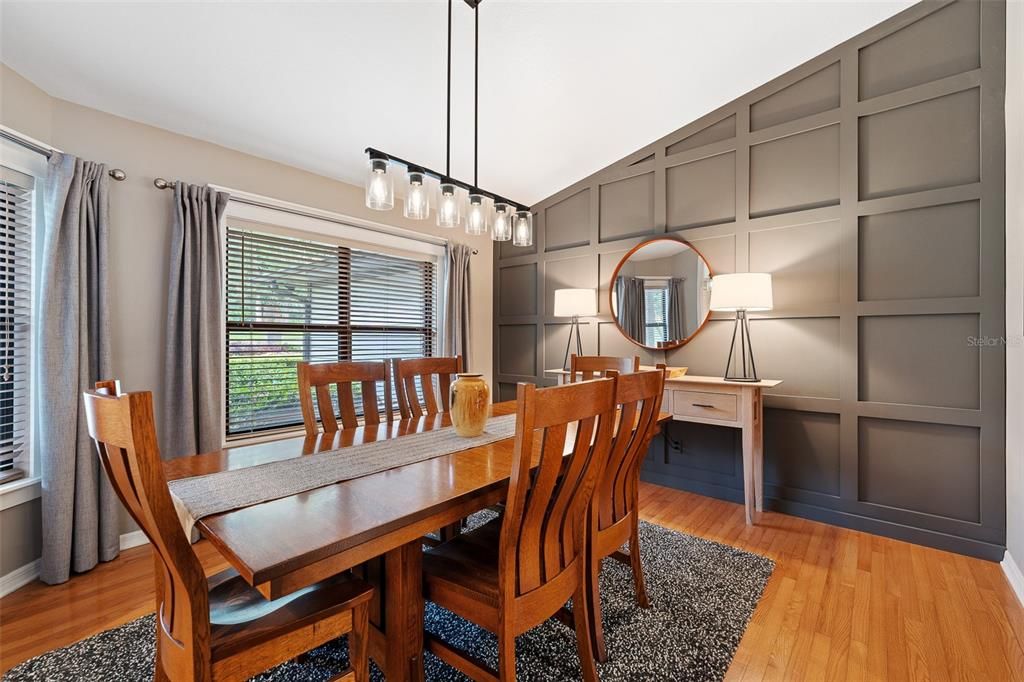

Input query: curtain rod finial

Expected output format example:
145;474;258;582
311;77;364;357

108;169;126;181
154;178;173;190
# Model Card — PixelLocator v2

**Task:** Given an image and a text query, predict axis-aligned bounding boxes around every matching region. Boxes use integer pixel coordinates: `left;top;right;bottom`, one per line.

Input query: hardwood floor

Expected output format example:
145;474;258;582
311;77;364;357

2;482;1023;680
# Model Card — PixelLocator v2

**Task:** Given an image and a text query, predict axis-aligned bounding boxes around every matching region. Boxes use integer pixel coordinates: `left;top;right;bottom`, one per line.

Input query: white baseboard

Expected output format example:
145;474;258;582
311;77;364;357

119;530;149;551
0;558;40;598
1003;550;1024;608
0;532;149;598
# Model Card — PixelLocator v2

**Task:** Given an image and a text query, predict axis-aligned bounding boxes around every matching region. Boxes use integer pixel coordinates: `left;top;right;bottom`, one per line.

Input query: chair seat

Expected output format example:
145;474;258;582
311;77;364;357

208;568;373;659
423;516;504;608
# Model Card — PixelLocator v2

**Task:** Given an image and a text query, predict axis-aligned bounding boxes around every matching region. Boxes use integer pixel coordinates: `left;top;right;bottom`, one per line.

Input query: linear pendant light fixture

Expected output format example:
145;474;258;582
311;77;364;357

363;0;532;246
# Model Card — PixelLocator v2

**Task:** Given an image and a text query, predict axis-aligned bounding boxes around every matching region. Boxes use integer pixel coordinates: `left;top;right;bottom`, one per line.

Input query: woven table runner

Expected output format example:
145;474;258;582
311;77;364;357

168;413;517;537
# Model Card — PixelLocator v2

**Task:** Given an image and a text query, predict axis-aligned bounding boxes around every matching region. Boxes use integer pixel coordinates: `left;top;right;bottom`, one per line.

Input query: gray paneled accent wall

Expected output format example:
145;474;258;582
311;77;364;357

493;0;1006;559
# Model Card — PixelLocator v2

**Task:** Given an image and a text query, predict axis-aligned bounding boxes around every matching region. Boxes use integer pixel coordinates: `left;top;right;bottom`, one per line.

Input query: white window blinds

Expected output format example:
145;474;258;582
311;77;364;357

0;167;33;484
643;284;669;348
225;226;438;436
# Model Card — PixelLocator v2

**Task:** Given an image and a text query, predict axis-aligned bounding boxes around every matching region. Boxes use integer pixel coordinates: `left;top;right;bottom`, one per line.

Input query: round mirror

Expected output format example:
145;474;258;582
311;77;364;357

609;237;713;351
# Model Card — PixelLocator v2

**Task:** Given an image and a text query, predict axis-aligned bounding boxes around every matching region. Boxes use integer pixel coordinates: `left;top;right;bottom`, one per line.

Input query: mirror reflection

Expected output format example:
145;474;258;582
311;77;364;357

611;238;712;350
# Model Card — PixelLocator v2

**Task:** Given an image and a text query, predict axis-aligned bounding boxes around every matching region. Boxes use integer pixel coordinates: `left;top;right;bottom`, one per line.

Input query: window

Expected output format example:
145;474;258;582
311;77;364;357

225;225;438;436
0;164;35;485
643;282;669;348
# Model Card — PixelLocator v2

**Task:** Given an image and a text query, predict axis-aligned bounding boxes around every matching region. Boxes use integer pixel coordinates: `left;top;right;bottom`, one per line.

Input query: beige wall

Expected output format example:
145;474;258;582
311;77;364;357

0;63;494;576
1005;0;1023;572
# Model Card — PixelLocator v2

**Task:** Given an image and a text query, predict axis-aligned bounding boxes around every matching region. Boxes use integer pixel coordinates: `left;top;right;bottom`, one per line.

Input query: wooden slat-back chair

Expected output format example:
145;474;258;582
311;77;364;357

83;380;374;682
297;361;394;438
585;369;665;662
422;378;618;681
392;355;463;419
568;354;639;383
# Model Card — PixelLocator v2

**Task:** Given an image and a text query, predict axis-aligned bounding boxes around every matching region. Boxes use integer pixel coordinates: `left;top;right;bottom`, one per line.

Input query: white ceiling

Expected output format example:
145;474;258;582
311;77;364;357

0;0;914;205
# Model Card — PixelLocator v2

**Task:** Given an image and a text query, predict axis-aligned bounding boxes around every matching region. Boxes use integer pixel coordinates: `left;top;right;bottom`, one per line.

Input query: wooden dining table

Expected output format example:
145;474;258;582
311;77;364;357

164;400;670;682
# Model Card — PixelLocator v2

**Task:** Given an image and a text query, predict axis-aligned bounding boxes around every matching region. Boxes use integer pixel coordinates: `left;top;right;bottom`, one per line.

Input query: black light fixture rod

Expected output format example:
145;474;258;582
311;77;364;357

446;0;452;177
364;147;529;212
474;2;479;188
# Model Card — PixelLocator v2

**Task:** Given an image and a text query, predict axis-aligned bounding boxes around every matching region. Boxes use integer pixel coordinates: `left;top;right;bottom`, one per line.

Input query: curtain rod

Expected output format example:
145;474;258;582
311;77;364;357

153;177;478;255
0;127;127;181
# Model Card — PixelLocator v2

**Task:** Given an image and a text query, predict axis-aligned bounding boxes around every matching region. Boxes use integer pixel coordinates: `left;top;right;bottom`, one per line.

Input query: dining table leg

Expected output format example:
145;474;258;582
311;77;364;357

383;539;425;682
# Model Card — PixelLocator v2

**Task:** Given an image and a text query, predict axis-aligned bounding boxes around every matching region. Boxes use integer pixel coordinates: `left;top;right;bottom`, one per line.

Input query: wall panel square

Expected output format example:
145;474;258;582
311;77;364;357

545;189;591;252
663;420;740;476
498;263;538;317
764;408;840;496
497;382;518;402
749;125;840;218
498;324;537;377
544;254;598;317
664;319;735;375
859;201;980;301
859;88;980;200
544;322;597;375
859;417;980;522
686;233;736;275
859;314;980;409
859;0;980;100
666;152;736;229
751;62;840;132
749;317;841;399
597;322;657;365
598;250;630;315
749;220;840;308
599;172;655;242
666;114;736;156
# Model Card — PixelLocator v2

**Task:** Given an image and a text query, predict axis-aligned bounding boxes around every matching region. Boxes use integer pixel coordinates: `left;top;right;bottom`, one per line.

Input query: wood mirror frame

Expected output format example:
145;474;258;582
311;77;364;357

608;236;714;352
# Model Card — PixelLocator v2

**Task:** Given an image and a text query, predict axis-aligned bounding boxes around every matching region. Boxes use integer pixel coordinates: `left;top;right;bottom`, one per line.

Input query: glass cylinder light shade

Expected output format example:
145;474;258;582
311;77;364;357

437;183;461;228
465;193;490;236
492;202;512;241
512;210;533;247
403;171;431;220
364;157;394;211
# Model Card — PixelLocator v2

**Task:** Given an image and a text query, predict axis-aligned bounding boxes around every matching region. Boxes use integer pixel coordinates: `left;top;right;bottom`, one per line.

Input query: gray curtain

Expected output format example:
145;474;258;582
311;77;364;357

667;277;687;340
38;152;117;584
615;275;646;340
443;243;472;367
161;182;229;460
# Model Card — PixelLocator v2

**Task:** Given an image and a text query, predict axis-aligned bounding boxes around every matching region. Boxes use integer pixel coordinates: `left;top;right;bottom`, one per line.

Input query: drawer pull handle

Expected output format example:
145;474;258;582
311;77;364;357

692;403;716;409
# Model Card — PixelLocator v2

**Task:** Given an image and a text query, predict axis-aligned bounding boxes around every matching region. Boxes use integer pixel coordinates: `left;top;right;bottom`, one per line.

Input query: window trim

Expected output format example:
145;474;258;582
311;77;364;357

218;190;446;447
0;135;47;498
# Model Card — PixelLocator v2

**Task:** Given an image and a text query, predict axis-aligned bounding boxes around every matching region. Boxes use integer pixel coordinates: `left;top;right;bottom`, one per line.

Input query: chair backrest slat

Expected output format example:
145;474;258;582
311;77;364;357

298;361;393;436
393;356;463;419
596;370;665;531
499;379;617;601
569;354;640;383
83;381;210;676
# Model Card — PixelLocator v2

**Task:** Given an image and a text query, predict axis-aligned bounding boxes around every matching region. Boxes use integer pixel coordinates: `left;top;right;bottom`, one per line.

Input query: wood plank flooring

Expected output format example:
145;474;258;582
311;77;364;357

2;482;1023;680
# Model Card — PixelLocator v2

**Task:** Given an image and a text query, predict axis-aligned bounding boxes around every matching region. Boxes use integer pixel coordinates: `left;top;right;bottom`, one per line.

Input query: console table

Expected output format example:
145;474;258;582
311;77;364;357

545;368;782;525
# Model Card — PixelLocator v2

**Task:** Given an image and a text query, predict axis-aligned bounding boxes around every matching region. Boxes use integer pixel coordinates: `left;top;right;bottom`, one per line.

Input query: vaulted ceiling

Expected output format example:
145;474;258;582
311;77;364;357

0;1;913;205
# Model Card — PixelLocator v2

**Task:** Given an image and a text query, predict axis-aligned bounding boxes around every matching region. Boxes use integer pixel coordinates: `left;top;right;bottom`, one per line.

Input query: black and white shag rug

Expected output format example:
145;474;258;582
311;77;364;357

4;519;773;682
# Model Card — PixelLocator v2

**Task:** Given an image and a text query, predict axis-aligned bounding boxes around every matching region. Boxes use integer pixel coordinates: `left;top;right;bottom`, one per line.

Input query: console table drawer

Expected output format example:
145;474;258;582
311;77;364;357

672;389;738;422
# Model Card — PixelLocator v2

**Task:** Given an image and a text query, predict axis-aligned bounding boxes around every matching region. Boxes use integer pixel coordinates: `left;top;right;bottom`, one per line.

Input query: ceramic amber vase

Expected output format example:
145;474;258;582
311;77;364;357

450;373;490;437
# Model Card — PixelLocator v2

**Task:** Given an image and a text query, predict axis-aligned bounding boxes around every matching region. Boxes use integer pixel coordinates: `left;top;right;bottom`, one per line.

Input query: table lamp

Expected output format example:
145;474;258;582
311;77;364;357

554;288;597;370
709;273;773;382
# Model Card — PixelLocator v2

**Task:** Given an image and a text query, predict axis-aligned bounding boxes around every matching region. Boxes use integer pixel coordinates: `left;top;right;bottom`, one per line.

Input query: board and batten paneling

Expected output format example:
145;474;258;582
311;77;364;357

493;0;1006;559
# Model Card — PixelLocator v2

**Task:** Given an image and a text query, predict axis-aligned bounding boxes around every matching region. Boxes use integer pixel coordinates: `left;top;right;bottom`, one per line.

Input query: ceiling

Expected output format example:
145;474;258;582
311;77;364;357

0;1;914;206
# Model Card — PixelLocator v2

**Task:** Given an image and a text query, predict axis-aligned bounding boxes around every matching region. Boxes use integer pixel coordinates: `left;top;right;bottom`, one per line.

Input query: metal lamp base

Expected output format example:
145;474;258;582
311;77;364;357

723;309;760;383
562;315;583;371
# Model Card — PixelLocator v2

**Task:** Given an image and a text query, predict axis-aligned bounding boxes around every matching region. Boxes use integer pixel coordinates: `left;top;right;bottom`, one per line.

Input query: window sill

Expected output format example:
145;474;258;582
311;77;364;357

0;476;41;511
224;427;307;449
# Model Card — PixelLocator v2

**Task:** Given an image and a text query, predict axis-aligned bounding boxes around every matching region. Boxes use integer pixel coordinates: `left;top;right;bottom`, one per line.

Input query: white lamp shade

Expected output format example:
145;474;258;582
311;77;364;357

709;273;773;312
553;288;597;317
